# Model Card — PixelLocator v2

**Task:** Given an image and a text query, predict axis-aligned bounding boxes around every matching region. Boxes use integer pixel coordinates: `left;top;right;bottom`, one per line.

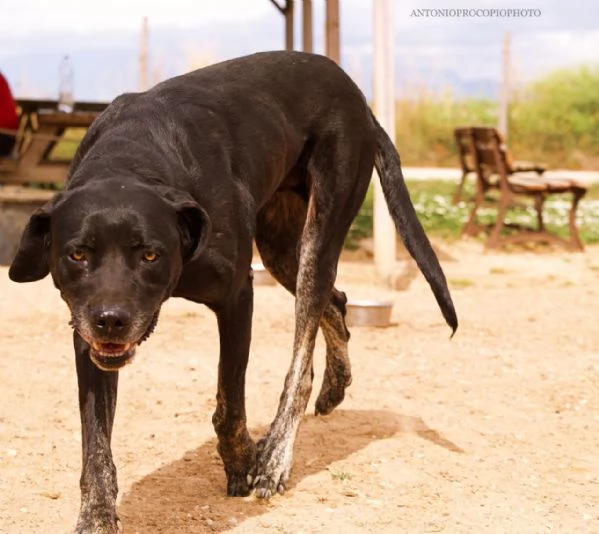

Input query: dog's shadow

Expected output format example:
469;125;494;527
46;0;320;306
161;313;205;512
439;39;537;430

118;409;463;532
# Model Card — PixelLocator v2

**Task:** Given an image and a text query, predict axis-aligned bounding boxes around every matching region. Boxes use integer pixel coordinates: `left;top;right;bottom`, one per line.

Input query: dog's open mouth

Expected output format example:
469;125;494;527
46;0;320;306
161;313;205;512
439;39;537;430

71;311;158;371
90;342;136;371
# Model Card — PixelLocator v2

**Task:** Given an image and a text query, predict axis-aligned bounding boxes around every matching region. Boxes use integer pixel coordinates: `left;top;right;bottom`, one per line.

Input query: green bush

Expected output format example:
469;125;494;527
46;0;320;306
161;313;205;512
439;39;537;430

394;65;599;170
395;95;497;167
510;66;599;169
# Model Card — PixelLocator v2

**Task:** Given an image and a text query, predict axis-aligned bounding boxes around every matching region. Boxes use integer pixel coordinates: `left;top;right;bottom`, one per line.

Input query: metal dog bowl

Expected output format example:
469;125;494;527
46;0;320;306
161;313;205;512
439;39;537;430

251;263;277;286
345;300;393;327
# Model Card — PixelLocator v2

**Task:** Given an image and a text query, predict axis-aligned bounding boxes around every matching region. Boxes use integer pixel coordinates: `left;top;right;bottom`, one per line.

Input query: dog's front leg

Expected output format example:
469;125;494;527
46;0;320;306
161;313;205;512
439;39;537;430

212;278;256;496
73;332;121;534
212;277;256;496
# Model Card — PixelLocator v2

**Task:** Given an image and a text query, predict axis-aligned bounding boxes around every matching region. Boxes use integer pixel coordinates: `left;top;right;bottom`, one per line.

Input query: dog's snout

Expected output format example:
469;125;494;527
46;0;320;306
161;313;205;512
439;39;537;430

92;307;132;334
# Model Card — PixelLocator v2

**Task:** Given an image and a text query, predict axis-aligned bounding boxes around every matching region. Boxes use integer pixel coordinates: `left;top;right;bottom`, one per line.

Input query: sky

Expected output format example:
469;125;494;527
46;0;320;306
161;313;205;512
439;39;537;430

1;0;596;36
0;0;272;36
1;0;597;100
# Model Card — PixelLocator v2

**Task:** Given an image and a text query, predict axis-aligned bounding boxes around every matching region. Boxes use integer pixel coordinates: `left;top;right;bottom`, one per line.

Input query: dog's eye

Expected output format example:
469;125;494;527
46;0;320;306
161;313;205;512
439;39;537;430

69;251;86;262
142;251;158;263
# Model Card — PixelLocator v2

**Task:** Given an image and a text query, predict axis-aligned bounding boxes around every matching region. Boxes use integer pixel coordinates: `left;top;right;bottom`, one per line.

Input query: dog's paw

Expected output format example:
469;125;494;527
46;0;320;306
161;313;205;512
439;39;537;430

315;370;352;416
249;437;292;500
226;471;252;497
75;514;122;534
219;432;256;497
251;471;287;500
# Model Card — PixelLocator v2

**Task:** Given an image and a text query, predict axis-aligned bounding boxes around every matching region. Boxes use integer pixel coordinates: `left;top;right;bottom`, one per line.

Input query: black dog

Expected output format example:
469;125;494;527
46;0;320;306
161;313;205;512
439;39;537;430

9;51;457;533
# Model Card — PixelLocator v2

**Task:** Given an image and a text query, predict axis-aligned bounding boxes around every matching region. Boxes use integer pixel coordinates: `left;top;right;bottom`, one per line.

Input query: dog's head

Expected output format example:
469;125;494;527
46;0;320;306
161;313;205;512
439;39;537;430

8;179;210;371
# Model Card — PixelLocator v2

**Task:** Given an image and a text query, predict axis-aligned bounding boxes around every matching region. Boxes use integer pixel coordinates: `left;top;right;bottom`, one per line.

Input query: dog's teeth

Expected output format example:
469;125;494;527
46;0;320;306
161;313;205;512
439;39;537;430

246;474;253;485
92;343;132;357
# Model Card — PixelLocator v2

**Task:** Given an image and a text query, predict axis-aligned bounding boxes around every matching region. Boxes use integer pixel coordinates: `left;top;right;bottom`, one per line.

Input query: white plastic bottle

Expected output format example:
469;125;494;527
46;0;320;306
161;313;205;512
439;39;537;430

58;55;74;113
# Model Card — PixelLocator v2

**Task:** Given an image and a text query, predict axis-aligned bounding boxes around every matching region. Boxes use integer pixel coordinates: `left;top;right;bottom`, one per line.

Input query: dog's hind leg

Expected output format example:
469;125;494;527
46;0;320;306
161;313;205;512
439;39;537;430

212;274;257;496
252;133;374;499
74;332;121;534
256;192;352;417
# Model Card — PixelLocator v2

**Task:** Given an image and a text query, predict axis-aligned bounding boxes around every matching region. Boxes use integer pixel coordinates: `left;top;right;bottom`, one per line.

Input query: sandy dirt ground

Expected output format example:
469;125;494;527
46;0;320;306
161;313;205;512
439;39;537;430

1;239;598;533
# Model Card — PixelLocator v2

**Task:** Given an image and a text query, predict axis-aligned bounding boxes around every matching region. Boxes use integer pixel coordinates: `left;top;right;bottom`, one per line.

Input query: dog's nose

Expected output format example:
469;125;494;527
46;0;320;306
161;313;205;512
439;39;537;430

92;307;131;334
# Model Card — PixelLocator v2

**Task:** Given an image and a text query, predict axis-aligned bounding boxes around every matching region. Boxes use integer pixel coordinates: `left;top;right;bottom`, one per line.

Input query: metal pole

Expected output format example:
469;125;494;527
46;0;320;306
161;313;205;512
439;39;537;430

325;0;340;63
303;0;313;53
498;31;510;140
372;0;397;282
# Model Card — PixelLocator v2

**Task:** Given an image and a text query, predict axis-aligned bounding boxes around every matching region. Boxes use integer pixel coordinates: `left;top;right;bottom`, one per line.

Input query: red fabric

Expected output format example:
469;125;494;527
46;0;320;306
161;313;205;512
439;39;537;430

0;72;18;130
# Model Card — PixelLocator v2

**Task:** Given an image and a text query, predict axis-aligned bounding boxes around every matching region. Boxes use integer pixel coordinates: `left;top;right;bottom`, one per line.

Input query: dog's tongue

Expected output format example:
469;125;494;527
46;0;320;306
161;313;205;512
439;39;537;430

103;343;126;353
93;342;130;355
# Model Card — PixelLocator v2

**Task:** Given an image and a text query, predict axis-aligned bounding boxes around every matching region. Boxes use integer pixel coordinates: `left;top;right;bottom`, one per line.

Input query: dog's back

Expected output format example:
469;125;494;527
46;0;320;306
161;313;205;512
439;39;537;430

151;50;369;126
69;51;376;209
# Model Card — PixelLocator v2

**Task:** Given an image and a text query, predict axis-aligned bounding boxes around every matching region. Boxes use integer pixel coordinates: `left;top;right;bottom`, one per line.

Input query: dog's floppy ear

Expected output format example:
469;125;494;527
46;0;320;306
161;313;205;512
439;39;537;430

9;193;64;283
158;187;211;262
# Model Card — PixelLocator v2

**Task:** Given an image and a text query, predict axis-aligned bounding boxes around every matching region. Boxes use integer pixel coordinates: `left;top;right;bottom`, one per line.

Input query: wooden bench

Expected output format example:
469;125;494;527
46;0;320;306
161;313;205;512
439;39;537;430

0;100;108;265
458;126;589;251
0;99;108;187
452;126;547;204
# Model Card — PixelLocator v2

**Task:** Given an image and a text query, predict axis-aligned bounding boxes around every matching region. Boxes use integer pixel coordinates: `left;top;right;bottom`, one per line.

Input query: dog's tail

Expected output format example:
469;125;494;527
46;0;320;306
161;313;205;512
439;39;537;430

372;113;458;336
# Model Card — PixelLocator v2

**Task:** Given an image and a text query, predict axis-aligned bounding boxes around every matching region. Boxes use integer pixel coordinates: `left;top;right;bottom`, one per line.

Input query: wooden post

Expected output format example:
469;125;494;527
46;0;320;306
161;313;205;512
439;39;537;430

325;0;340;63
269;0;294;50
372;0;397;282
139;16;149;91
285;0;295;51
303;0;313;53
498;31;510;140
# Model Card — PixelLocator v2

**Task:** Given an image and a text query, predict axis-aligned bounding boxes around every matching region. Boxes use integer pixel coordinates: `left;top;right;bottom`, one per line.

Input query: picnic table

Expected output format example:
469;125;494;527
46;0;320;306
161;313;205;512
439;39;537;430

0;98;109;186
